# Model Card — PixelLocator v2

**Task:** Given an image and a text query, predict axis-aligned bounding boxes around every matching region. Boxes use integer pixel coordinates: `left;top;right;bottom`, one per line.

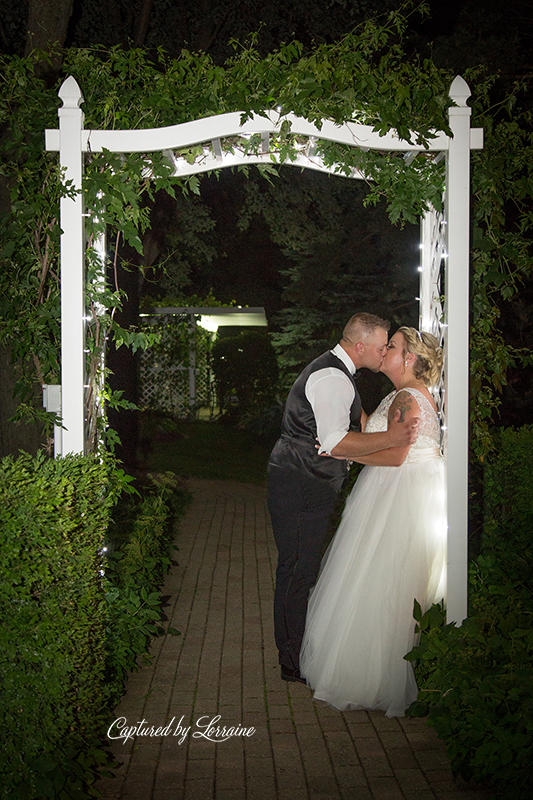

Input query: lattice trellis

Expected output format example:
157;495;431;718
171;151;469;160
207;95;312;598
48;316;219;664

139;314;216;417
420;206;448;454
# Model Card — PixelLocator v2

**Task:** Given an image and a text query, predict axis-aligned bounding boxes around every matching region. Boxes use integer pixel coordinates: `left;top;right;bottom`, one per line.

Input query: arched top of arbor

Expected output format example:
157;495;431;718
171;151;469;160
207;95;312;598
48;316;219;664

46;75;482;181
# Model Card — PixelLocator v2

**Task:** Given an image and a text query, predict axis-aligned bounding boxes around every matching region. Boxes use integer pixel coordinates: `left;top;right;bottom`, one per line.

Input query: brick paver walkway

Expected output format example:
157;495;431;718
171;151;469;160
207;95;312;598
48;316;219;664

95;478;488;800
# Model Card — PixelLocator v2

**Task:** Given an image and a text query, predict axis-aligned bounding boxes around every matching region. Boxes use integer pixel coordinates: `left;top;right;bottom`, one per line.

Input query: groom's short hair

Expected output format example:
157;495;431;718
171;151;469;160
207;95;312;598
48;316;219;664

343;312;390;344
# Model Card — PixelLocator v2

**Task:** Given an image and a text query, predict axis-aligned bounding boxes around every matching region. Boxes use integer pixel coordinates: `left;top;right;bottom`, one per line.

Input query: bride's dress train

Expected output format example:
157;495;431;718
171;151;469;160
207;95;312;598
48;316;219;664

299;388;447;717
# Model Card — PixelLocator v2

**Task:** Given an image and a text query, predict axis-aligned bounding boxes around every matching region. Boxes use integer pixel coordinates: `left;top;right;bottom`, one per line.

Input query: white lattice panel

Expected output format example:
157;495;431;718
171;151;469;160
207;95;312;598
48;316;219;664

420;207;447;453
139;315;215;417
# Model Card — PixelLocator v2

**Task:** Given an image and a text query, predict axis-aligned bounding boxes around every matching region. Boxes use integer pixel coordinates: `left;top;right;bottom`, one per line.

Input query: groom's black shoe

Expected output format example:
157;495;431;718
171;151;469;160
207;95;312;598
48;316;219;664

281;666;307;684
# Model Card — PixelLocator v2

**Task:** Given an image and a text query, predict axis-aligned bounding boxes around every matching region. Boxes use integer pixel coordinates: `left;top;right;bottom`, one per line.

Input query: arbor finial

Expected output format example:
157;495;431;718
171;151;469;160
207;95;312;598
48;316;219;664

449;76;471;107
58;76;84;108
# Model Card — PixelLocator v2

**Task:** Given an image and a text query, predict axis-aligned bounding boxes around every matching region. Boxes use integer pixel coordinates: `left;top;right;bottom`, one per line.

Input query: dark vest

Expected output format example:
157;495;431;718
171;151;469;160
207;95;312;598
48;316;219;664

269;350;361;491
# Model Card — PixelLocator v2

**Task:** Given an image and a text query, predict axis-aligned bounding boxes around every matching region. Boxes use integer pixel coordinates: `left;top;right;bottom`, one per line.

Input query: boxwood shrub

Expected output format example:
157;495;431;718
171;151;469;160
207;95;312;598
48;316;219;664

0;452;189;800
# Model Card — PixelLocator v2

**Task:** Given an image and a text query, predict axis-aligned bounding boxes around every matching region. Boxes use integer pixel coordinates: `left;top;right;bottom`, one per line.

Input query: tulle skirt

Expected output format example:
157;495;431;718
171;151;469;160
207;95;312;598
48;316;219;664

300;455;446;717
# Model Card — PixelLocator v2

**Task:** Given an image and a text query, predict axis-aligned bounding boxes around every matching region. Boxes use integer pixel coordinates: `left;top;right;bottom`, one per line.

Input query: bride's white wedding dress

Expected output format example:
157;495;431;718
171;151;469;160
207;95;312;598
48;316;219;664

300;387;447;717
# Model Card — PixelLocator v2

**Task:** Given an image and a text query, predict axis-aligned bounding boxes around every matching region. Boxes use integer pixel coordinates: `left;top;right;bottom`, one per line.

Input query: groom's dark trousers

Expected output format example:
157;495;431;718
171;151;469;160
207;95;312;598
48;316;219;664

267;349;361;674
268;465;338;673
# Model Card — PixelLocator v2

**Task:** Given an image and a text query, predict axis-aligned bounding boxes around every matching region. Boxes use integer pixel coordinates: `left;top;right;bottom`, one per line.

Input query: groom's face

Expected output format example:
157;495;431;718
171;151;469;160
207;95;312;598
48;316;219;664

360;328;389;372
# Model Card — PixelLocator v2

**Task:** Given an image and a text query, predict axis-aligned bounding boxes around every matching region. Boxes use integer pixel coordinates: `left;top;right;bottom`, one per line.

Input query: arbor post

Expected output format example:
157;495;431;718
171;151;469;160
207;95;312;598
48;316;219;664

445;76;473;624
57;77;85;455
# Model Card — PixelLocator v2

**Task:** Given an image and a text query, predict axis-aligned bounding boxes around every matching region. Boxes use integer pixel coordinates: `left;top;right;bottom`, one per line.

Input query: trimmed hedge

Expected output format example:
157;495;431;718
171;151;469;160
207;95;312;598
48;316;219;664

0;453;123;798
0;453;189;799
407;426;533;800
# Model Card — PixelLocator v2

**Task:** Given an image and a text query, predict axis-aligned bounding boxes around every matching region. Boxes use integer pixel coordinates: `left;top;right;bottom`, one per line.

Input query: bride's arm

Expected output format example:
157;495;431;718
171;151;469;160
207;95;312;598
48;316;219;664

352;391;420;467
329;406;418;458
351;447;408;467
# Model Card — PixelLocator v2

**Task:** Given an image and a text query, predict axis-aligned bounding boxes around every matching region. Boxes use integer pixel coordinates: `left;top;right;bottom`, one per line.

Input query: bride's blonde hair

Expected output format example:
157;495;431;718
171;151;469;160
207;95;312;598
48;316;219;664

397;327;443;386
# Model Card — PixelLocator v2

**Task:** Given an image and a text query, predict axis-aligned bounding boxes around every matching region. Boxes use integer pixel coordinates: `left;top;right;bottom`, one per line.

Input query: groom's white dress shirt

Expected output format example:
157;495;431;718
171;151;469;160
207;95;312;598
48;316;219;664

305;344;357;456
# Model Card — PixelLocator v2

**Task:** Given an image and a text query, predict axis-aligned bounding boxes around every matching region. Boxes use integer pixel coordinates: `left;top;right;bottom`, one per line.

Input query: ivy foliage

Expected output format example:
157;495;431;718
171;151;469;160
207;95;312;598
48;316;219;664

103;471;190;698
468;78;533;455
0;7;532;457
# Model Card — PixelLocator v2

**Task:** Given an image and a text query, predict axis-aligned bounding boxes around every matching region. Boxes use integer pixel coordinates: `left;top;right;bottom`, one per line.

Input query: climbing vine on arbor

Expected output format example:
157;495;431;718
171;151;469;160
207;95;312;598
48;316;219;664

0;5;531;455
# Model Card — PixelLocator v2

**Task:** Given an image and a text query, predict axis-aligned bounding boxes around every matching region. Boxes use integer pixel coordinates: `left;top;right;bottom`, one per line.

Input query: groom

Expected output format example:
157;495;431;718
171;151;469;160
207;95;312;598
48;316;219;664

267;312;419;683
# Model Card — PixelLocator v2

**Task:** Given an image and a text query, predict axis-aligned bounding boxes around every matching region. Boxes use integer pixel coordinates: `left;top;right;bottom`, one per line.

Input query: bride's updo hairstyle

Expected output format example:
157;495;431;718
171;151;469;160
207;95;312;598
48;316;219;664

398;327;443;387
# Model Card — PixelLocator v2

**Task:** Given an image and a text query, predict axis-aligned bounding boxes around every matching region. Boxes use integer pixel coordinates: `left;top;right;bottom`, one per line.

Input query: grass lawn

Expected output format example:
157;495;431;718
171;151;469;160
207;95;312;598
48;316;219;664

140;419;275;486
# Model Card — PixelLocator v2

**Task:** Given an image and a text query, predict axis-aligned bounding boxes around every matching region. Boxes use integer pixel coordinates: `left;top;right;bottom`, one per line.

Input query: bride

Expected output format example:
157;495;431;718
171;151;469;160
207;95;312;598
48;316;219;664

299;327;447;717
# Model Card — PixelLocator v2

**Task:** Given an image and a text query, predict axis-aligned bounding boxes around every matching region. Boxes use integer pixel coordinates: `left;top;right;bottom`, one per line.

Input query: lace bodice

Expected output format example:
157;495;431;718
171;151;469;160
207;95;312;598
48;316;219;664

365;387;442;458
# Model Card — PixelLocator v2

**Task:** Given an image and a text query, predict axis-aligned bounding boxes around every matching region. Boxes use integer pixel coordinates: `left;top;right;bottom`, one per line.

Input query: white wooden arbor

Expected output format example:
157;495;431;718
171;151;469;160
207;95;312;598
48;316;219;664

45;75;482;625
